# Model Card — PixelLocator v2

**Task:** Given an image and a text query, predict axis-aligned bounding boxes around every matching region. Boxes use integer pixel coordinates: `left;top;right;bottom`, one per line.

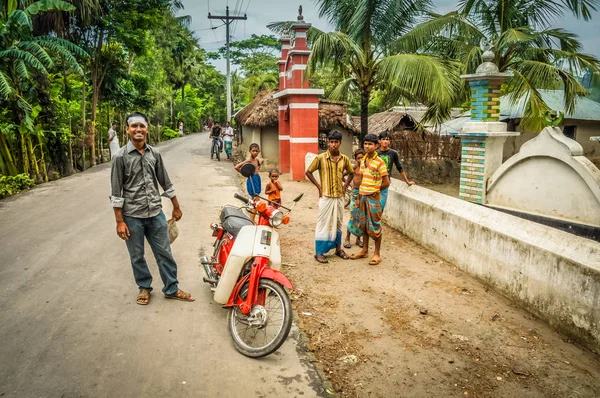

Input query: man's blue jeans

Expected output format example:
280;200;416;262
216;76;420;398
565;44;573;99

123;211;179;295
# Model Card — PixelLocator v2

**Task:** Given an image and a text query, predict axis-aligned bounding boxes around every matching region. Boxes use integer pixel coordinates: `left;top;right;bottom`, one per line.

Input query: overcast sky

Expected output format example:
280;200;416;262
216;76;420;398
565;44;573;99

180;0;600;73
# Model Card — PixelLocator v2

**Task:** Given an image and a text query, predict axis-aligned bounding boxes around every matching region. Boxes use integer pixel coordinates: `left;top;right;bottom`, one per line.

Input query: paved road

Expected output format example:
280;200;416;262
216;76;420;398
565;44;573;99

0;132;323;397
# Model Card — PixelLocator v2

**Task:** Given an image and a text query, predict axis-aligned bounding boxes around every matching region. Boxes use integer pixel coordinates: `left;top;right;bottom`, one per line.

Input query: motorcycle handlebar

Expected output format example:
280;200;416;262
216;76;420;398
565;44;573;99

234;193;251;204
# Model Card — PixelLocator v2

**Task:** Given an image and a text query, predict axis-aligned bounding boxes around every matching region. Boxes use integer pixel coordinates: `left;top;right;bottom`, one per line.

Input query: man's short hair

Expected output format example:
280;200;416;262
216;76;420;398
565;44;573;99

364;133;379;144
378;131;390;139
125;112;149;126
249;143;260;150
327;130;342;141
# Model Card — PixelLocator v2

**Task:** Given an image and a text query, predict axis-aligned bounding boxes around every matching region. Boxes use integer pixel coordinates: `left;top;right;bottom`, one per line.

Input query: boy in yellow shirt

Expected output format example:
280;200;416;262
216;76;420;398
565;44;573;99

349;134;390;265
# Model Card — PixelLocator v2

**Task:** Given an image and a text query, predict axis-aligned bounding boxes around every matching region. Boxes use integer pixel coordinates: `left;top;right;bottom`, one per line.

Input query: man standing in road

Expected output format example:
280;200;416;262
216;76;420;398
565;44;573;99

108;122;119;160
222;121;234;160
305;130;354;263
110;112;194;305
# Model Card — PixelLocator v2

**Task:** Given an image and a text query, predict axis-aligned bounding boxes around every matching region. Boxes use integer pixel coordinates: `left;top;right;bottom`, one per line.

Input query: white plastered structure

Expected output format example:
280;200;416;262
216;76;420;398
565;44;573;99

486;126;600;227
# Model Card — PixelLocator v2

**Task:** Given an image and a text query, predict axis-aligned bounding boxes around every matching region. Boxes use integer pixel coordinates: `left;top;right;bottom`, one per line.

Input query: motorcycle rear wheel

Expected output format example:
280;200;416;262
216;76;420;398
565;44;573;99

228;278;293;358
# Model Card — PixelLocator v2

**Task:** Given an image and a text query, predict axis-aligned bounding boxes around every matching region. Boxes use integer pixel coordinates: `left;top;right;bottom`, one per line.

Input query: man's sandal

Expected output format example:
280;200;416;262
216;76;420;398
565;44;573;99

335;250;349;260
314;254;328;264
136;290;151;305
369;258;381;265
349;252;369;260
165;289;195;302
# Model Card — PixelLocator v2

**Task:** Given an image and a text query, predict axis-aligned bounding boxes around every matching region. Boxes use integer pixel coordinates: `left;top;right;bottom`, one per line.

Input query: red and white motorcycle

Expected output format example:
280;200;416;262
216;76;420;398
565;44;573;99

201;193;303;357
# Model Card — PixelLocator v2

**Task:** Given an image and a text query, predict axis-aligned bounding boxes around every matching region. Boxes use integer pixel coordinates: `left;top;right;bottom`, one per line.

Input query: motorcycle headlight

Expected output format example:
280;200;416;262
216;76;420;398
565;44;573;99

270;210;284;227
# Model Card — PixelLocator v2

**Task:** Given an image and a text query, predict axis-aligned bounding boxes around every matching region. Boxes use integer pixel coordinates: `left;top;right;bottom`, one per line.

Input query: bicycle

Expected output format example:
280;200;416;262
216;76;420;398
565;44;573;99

211;137;221;161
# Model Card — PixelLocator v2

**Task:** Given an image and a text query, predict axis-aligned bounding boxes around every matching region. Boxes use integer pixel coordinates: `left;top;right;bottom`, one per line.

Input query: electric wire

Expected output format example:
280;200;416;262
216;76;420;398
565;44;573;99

230;0;243;41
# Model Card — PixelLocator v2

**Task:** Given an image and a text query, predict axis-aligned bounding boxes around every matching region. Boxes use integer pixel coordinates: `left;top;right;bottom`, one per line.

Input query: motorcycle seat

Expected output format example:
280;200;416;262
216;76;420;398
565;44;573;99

220;207;254;236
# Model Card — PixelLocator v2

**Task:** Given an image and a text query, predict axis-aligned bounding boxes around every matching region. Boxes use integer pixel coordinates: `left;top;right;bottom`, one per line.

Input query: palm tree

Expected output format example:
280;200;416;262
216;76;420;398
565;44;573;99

396;0;600;130
0;0;85;177
243;72;278;103
270;0;462;141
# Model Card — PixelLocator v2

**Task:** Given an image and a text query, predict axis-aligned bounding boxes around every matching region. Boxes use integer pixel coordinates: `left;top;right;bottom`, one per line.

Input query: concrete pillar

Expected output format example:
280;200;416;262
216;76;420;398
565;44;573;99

278;34;291;173
451;41;519;204
274;7;324;181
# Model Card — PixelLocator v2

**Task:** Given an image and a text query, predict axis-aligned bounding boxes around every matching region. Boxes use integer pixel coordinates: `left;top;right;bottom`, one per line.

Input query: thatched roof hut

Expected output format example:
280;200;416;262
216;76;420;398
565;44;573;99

234;90;359;133
366;111;419;136
234;90;278;128
348;112;418;135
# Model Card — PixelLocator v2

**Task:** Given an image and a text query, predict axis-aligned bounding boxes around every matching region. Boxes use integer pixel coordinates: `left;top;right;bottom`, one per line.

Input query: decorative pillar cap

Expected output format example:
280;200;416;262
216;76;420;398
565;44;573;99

280;29;291;42
461;38;511;82
292;6;311;30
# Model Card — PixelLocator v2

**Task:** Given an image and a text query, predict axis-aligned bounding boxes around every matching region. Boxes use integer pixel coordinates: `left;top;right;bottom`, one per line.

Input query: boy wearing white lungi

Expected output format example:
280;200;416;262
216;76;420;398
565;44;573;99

305;130;354;263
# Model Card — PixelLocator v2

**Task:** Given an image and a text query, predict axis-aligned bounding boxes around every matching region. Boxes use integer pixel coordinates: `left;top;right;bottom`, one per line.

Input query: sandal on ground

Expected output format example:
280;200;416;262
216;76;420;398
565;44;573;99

369;258;381;265
314;254;328;264
356;239;363;248
335;249;350;260
349;252;369;260
136;289;151;305
343;241;351;249
165;289;195;302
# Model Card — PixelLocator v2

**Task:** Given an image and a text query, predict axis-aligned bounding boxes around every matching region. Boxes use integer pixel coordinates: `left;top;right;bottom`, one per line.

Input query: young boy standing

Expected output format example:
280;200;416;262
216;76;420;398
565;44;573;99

344;149;365;249
350;134;390;265
377;131;415;209
235;143;262;196
234;143;262;221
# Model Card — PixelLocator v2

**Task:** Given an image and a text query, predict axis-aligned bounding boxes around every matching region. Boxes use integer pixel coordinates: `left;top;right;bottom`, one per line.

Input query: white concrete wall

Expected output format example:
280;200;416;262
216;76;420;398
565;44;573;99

383;179;600;352
488;127;600;227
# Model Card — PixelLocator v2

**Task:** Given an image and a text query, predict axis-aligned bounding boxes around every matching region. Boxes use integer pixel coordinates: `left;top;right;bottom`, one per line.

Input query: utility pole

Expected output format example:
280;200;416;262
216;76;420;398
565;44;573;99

208;6;247;122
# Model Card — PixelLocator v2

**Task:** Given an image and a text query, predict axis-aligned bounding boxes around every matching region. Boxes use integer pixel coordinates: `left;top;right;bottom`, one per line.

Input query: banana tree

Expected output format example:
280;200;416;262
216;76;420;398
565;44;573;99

0;0;85;176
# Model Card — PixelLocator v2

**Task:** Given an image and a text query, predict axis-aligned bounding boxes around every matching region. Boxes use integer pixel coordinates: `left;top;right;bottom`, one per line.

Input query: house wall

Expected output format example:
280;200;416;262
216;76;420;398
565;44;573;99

316;126;355;158
238;125;281;171
503;119;600;161
261;127;279;161
238;125;262;158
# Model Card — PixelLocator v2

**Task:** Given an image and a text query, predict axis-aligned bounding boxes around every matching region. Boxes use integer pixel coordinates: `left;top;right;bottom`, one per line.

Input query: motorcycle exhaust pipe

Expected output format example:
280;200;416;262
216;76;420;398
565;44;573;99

201;256;217;283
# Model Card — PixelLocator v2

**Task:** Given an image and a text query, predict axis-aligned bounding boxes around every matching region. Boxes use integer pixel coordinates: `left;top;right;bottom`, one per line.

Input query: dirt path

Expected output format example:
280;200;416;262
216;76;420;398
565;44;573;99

275;173;600;397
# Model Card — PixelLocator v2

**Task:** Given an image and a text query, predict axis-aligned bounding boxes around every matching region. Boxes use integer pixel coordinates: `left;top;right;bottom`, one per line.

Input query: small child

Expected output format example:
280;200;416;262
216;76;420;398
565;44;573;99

235;142;261;192
344;149;365;249
265;169;283;207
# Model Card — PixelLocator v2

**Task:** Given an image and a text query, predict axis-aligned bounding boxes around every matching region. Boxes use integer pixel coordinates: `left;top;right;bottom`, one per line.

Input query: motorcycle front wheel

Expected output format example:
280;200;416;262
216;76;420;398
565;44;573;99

228;278;293;358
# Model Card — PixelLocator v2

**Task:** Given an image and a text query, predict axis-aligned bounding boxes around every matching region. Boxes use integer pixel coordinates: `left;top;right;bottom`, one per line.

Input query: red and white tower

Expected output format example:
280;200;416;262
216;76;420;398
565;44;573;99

274;6;324;180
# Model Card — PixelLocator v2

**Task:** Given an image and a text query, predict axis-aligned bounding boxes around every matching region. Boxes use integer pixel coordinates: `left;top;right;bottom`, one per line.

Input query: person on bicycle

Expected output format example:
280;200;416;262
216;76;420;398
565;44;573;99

210;122;222;159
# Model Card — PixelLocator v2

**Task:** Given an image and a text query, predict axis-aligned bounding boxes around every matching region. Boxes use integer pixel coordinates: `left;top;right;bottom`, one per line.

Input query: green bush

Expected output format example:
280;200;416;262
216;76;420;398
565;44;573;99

162;127;179;140
0;174;36;199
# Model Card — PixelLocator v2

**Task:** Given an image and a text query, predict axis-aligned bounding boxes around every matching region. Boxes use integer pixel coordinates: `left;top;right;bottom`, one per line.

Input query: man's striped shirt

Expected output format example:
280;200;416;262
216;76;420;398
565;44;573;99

359;154;388;195
307;150;354;198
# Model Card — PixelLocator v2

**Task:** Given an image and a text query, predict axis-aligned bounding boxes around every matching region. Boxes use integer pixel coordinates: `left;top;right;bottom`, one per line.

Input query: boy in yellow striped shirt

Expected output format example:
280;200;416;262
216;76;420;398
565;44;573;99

349;134;390;265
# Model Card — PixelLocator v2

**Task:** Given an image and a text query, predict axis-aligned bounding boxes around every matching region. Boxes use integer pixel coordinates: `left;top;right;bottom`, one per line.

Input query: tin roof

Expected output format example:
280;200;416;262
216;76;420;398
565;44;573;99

501;90;600;121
